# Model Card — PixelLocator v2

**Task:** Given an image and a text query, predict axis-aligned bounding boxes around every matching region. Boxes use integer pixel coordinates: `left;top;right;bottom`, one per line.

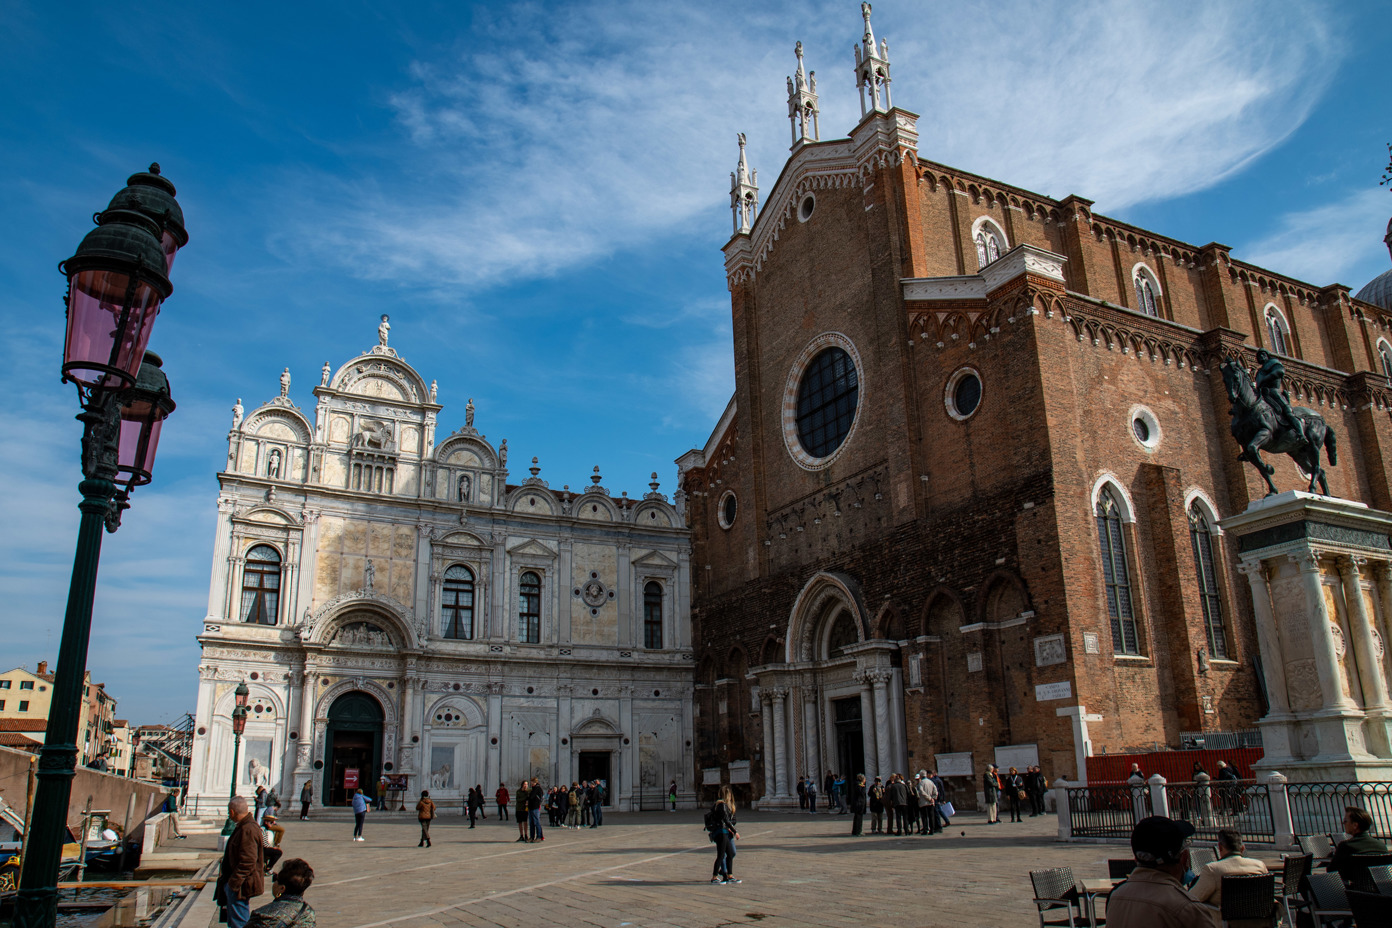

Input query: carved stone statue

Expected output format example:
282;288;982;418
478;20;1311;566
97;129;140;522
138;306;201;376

378;314;390;347
232;398;243;429
364;559;376;592
249;757;270;789
429;380;438;401
267;448;281;479
458;473;471;502
465;398;475;429
320;361;331;386
498;438;507;467
280;368;291;397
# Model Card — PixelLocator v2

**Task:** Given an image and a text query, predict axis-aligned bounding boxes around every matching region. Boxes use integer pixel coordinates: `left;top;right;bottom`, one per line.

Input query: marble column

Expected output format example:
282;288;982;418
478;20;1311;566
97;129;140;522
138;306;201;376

1238;559;1292;716
399;669;418;776
802;690;821;783
858;673;878;781
871;670;893;779
1378;564;1392;682
760;692;776;801
1295;551;1357;711
771;688;790;798
1342;556;1392;757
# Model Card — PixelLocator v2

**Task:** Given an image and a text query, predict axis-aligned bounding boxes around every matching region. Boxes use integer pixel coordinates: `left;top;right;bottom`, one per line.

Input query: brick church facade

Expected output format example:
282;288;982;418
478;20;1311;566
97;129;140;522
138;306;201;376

680;6;1392;804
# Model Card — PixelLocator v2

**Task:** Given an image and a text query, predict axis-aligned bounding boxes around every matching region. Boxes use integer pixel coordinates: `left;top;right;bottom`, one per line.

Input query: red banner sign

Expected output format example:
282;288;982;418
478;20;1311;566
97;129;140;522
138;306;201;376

344;768;360;790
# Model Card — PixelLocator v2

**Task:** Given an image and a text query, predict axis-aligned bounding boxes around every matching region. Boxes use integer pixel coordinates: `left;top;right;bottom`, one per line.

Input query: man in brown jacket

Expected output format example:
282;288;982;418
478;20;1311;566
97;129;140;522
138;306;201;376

416;790;436;847
217;797;265;928
1106;816;1215;928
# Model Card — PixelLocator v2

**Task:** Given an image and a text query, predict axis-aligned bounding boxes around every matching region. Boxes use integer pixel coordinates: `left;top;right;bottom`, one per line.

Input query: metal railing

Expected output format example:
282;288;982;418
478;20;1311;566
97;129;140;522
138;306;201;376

1287;782;1392;840
1066;783;1151;839
1166;779;1275;842
1177;729;1263;751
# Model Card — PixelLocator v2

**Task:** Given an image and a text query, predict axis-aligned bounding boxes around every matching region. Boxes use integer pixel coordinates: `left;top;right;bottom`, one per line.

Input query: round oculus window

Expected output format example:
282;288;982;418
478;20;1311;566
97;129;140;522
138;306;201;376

798;194;816;222
1129;405;1161;451
718;491;737;529
944;367;983;420
795;347;859;458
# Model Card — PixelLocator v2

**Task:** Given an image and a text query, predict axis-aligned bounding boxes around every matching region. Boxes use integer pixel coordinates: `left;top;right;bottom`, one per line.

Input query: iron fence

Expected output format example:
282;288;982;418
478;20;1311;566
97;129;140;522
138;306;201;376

1287;782;1392;840
1066;783;1151;839
1177;729;1263;751
1166;779;1275;842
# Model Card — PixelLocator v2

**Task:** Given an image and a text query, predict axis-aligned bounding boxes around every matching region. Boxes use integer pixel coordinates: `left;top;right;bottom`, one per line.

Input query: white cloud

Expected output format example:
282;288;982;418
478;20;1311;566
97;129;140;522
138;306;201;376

1241;188;1390;289
288;0;1341;290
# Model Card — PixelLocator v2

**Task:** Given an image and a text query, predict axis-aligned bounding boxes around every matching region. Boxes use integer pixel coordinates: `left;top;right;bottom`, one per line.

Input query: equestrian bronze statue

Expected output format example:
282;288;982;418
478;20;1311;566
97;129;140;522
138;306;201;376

1220;350;1337;496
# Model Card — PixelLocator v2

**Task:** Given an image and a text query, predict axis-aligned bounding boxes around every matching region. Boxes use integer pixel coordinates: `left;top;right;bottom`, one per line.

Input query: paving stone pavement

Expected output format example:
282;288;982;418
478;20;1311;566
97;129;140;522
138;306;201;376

191;809;1278;928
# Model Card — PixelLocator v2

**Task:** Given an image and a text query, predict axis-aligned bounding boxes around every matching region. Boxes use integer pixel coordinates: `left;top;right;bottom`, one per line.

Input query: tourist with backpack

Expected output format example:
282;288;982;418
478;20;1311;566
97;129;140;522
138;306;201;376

705;785;741;884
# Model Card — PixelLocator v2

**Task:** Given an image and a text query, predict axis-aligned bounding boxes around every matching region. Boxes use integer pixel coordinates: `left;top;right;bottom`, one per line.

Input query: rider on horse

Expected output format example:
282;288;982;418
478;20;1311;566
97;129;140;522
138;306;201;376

1254;349;1305;445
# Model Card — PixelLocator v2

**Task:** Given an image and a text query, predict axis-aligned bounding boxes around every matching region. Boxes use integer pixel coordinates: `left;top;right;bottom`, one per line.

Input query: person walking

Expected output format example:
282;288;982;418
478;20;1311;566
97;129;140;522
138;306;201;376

298;781;312;821
1006;766;1025;823
250;857;316;928
528;778;545;842
496;782;510;821
515;780;529;842
707;785;741;884
668;779;678;811
416;790;436;847
868;776;885;834
849;773;867;836
465;787;478;829
983;765;1002;824
351;788;368;841
215;797;265;928
474;784;487;820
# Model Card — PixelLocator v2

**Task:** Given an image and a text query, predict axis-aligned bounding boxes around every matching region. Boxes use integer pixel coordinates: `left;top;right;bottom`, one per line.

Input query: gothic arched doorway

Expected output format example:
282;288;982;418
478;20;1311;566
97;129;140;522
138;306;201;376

324;692;384;806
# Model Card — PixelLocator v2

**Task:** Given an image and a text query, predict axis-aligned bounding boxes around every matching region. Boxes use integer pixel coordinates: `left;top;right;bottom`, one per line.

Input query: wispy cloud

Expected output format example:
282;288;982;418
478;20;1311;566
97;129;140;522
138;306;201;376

288;0;1342;290
1242;188;1389;288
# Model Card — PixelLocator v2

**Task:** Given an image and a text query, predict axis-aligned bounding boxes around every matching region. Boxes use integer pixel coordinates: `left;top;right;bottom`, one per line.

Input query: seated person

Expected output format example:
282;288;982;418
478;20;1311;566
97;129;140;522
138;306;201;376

1327;806;1388;884
1189;827;1268;914
261;813;285;870
1107;815;1215;928
249;857;315;928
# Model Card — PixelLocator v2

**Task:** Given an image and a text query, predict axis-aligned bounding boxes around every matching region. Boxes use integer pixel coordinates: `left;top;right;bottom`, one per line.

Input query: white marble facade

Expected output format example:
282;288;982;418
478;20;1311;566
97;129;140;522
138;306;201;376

187;324;695;810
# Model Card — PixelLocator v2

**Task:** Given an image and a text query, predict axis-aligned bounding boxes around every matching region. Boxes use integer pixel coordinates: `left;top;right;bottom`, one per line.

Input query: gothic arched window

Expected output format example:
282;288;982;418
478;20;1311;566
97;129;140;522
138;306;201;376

1133;266;1161;317
441;565;475;639
1188;503;1227;660
1378;339;1392;380
643;581;663;650
1265;305;1291;356
1095;488;1139;654
973;222;1006;269
518;571;541;644
240;545;281;625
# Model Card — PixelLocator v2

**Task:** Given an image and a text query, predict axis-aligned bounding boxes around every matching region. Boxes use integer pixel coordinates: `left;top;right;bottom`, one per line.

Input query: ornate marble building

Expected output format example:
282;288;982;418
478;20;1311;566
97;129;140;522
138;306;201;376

186;321;694;810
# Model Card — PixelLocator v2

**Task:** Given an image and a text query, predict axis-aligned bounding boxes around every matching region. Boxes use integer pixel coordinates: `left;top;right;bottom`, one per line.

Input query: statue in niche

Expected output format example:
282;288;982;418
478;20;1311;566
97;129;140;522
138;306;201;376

378;314;390;347
267;448;282;479
249;758;271;789
280;368;291;397
364;559;376;592
499;439;507;467
320;361;331;386
458;473;471;502
231;398;243;429
465;398;475;429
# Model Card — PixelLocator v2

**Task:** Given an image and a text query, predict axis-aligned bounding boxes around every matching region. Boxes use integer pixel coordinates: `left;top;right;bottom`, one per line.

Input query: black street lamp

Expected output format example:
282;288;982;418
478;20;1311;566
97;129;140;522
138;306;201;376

221;683;251;838
14;165;185;928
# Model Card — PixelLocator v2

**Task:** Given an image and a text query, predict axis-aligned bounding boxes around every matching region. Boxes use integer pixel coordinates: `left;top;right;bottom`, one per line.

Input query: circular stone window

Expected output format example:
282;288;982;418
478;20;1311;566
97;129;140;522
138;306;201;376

945;367;982;420
782;334;863;470
718;490;738;529
798;193;816;222
1129;405;1161;451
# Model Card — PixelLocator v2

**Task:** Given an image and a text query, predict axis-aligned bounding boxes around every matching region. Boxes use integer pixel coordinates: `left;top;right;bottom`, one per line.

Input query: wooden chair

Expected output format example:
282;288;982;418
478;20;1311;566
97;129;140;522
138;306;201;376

1220;873;1278;928
1304;872;1354;927
1347;889;1392;927
1029;867;1093;928
1299;834;1336;860
1106;859;1137;880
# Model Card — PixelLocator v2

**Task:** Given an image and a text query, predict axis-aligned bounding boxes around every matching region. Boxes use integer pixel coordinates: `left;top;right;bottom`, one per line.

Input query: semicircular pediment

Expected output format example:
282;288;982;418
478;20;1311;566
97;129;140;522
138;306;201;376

330;356;429;405
328;616;398;649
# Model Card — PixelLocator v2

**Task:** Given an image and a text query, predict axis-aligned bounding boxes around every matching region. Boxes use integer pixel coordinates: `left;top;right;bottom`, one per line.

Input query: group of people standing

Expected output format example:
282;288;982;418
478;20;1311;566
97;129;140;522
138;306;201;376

858;771;952;836
505;778;607;843
981;764;1048;823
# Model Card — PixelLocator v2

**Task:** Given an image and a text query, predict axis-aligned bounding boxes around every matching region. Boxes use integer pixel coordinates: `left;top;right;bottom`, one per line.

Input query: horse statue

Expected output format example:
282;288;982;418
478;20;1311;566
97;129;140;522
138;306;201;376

1220;357;1337;496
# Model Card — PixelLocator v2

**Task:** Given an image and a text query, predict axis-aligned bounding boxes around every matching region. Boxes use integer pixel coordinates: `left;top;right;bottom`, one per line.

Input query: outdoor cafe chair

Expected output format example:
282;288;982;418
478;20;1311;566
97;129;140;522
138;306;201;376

1304;872;1354;927
1106;859;1136;880
1369;864;1392;896
1276;854;1313;924
1300;834;1337;860
1189;846;1218;872
1029;867;1095;928
1346;855;1392;894
1220;873;1279;928
1347;889;1392;927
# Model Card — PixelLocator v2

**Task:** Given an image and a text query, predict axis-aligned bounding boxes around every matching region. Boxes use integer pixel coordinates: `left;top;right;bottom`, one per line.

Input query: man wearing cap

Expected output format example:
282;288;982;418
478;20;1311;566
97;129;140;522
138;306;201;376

1106;816;1215;927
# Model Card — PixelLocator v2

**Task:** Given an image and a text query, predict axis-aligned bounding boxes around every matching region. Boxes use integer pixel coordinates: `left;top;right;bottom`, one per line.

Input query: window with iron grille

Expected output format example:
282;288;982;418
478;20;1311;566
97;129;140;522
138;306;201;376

643;581;663;650
518;571;541;644
795;348;858;458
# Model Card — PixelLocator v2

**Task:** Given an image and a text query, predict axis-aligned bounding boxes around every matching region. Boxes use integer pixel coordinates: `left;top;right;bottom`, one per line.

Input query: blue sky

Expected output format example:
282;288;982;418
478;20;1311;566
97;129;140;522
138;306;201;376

1;0;1388;723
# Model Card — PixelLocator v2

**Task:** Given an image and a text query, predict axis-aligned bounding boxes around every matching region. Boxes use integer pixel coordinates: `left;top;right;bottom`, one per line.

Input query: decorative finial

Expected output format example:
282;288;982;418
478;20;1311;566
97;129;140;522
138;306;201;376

854;1;892;117
650;472;660;492
530;456;541;478
149;163;161;175
730;134;759;235
788;41;821;147
591;465;602;486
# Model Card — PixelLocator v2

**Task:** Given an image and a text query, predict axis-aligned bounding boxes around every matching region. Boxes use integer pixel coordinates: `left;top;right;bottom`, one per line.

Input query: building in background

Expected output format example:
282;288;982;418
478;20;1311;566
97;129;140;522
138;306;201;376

109;720;133;776
0;662;118;765
185;324;694;811
680;7;1392;803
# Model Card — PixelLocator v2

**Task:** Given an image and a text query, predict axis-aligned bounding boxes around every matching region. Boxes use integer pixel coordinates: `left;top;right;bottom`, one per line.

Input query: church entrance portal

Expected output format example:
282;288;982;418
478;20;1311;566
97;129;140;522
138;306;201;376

324;692;384;806
833;696;865;779
577;751;612;804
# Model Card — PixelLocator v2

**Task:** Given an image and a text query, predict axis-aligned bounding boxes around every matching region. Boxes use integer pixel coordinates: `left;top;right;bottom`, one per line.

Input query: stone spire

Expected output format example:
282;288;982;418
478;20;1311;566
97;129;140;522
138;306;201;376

853;2;892;117
787;41;820;148
730;133;759;235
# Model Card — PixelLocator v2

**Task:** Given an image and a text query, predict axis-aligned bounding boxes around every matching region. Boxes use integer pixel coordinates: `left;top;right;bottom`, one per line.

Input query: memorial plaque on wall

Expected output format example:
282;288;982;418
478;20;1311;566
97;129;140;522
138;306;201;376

935;752;973;777
994;743;1040;771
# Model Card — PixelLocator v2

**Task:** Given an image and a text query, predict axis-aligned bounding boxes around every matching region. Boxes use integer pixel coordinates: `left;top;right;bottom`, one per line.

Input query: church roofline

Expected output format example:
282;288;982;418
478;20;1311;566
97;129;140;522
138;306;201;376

678;393;736;471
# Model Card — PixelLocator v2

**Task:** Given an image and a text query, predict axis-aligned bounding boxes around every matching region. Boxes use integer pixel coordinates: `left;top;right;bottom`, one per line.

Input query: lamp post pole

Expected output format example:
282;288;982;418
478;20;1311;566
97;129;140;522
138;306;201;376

15;165;185;928
222;686;250;838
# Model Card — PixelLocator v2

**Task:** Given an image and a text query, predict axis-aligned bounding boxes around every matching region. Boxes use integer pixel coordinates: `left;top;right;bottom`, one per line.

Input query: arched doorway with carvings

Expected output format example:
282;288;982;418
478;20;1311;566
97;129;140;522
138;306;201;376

324;691;384;805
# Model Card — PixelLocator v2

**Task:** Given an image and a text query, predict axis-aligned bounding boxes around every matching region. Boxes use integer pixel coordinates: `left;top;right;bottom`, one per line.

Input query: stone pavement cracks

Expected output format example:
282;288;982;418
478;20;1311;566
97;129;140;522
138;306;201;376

187;808;1262;928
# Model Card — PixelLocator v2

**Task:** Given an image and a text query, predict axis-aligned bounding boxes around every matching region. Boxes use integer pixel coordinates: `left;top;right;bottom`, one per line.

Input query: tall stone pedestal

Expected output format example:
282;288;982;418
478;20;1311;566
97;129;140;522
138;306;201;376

1222;492;1392;782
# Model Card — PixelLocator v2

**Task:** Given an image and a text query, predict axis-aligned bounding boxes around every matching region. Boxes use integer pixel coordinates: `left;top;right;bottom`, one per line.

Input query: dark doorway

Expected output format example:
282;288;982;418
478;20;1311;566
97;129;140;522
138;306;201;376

577;751;612;804
833;696;865;779
323;692;384;806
